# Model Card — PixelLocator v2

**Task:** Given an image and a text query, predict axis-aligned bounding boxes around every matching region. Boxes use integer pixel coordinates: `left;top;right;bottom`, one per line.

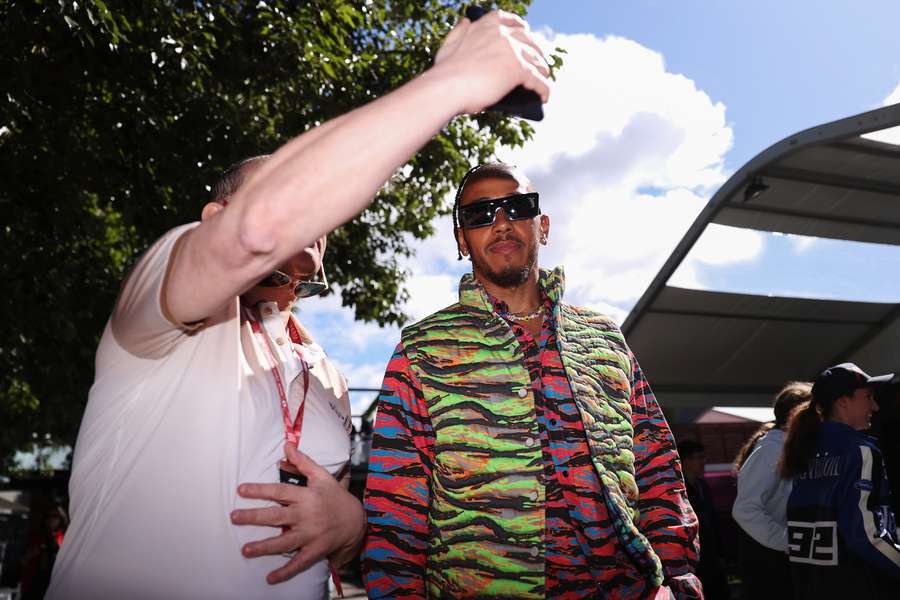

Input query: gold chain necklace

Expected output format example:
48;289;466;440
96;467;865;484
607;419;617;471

499;305;543;323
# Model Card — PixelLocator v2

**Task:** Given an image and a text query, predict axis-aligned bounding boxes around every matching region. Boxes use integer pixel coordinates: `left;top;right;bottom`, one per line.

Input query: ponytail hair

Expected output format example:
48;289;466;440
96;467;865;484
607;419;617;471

734;381;812;472
773;381;813;427
779;400;819;478
733;422;775;472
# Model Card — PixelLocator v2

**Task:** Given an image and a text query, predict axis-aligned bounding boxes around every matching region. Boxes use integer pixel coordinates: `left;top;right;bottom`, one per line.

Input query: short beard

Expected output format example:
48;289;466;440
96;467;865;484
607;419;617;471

470;238;539;289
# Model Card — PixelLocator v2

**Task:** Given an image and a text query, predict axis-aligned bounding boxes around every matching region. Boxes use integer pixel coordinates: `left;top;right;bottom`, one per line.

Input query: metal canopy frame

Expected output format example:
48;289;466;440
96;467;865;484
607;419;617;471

622;103;900;409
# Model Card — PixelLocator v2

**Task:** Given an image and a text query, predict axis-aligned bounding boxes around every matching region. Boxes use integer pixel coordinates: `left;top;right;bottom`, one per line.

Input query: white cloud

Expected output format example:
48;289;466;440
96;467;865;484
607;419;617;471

550;187;710;309
884;82;900;105
514;33;732;190
862;125;900;145
491;30;743;315
862;82;900;145
782;231;818;254
295;290;391;352
335;360;390;413
302;28;750;381
666;223;764;294
396;215;470;321
404;272;460;321
689;224;763;266
292;289;401;393
384;30;746;321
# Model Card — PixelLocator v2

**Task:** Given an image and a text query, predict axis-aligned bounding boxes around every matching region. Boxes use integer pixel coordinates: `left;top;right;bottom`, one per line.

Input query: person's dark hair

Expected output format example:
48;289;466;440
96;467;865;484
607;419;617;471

773;381;813;427
452;162;529;260
210;155;269;204
779;399;819;478
734;381;813;472
678;439;705;459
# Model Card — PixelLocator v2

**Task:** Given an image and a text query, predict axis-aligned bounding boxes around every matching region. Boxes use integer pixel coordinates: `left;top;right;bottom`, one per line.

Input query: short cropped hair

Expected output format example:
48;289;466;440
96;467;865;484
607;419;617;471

210;155;269;204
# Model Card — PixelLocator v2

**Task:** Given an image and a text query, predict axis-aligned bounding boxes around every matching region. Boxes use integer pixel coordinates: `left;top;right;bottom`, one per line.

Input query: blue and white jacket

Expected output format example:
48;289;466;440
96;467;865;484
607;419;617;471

787;421;900;599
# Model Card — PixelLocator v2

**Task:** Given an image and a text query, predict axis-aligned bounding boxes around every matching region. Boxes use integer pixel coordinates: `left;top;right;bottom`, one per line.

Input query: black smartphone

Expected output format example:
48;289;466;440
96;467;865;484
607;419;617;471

279;462;308;487
278;459;349;487
464;5;544;121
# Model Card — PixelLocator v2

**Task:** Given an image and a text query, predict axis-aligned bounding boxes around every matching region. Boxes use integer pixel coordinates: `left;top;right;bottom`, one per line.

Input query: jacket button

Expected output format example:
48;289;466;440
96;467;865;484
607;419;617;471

529;490;539;501
524;437;535;448
529;546;539;557
517;388;528;398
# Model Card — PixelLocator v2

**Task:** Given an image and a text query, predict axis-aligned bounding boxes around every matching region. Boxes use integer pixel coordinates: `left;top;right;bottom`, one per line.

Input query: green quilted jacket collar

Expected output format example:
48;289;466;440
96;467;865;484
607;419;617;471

458;267;566;312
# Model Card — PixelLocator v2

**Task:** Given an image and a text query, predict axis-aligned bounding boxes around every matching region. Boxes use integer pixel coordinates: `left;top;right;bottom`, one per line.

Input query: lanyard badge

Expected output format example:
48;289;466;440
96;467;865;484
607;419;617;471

245;308;345;597
247;309;309;448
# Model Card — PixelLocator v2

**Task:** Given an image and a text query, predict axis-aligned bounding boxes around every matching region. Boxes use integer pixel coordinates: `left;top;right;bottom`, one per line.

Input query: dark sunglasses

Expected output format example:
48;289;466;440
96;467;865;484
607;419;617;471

257;270;327;298
457;192;540;229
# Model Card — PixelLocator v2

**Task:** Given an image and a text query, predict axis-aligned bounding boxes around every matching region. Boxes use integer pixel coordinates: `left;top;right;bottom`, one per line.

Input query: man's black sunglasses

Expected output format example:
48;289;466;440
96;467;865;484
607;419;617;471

457;192;540;229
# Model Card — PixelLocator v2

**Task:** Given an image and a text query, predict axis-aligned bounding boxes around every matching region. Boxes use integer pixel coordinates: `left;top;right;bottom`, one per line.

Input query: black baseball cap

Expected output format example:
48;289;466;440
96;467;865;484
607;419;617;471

812;363;894;407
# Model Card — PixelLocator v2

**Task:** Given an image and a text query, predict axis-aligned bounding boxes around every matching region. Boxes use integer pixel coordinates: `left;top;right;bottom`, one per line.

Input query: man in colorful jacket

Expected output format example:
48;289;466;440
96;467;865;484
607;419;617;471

362;163;702;599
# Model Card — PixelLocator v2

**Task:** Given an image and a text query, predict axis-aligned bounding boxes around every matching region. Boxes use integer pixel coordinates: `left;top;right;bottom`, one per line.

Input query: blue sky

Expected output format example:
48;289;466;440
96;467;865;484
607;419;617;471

529;0;900;169
292;1;900;416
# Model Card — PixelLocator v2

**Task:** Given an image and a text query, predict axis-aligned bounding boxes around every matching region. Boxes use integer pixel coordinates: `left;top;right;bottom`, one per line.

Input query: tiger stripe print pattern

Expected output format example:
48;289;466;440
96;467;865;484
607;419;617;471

404;278;545;598
363;268;702;598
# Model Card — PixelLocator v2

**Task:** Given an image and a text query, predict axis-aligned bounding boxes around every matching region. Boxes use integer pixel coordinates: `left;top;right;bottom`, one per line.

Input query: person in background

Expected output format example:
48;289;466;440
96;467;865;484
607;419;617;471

780;363;900;599
21;505;67;600
732;381;811;600
870;383;900;519
680;440;730;600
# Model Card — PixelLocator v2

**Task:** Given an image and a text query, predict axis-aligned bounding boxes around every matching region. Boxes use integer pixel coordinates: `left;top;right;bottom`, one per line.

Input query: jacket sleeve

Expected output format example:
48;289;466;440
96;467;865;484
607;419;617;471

362;344;435;599
733;439;788;551
835;443;900;578
630;353;704;599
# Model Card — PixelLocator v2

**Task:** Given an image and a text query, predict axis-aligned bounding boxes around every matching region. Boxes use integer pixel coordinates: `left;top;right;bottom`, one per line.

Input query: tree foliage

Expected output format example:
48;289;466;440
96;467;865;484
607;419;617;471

0;0;545;470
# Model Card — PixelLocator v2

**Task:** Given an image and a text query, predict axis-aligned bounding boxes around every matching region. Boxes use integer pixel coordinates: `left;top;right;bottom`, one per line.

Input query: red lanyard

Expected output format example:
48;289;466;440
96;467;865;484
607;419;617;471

245;308;344;598
247;309;309;446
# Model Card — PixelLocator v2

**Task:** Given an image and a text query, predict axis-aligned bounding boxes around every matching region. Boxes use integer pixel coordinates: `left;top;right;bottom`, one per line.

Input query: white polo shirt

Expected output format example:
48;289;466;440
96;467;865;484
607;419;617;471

47;224;352;600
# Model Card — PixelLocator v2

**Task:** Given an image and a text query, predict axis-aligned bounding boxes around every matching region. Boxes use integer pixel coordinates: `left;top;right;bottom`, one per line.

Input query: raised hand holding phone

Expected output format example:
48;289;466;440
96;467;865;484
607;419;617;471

464;5;545;120
431;7;551;118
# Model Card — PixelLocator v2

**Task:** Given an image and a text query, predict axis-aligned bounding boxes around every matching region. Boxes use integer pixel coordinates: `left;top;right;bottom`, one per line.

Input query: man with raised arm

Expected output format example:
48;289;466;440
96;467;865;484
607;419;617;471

363;163;701;599
47;11;550;599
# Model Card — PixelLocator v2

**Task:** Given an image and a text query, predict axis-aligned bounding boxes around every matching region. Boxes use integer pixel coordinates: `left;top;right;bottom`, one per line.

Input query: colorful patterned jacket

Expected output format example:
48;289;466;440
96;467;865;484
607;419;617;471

364;268;701;598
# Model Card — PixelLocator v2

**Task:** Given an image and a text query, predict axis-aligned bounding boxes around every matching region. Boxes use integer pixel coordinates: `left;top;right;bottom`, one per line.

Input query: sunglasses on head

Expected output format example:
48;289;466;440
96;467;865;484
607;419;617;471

257;270;328;298
457;192;540;229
